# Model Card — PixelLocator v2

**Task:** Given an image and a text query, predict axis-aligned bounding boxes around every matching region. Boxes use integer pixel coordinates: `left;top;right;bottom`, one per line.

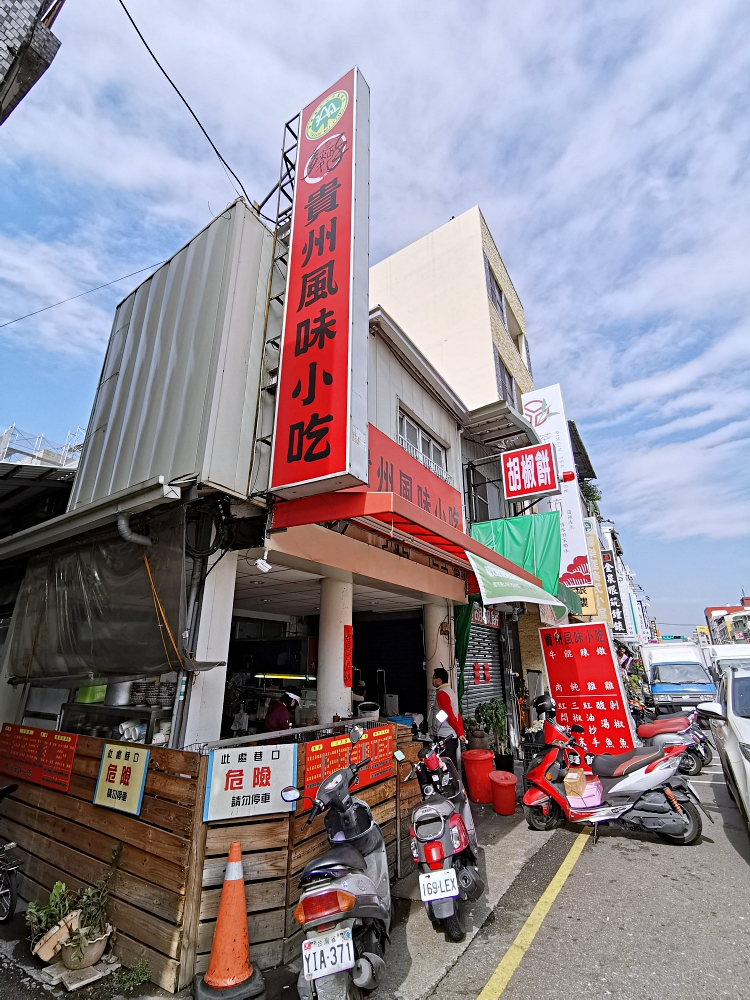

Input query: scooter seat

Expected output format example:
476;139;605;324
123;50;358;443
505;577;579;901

638;717;689;738
590;747;666;778
301;843;366;876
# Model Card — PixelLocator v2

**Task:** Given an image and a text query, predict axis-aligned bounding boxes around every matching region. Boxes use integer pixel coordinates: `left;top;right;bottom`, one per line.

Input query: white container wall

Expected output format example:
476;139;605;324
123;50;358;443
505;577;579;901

69;200;273;509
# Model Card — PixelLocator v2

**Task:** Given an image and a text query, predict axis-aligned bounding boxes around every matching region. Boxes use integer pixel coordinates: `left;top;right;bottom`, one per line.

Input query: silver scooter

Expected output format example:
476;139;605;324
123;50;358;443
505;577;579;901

396;710;484;942
282;727;390;1000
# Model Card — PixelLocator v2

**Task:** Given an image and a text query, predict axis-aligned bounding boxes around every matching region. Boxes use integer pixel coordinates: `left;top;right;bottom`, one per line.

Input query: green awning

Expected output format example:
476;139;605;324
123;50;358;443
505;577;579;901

470;512;562;595
467;552;566;611
556;582;582;616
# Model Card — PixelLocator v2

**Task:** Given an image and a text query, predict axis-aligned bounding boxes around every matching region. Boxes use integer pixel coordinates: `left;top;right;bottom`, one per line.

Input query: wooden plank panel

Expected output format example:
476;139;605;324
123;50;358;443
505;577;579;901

114;931;181;993
6;782;189;868
65;773;194;838
283;929;304;965
205;818;289;856
72;755;197;806
73;736;201;777
194;938;283;975
176;754;208;991
196;908;286;954
16;849;182;958
371;800;396;826
199;879;286;921
0;817;183;923
290;830;328;875
0;797;186;895
202;851;288;888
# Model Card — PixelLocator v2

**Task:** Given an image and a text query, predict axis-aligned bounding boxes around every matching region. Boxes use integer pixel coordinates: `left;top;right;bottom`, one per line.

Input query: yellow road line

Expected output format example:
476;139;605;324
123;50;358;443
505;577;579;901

476;828;591;1000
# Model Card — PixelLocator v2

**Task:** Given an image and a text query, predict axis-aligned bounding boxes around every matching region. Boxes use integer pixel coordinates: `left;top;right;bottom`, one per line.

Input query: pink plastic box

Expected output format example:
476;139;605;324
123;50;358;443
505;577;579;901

567;776;604;809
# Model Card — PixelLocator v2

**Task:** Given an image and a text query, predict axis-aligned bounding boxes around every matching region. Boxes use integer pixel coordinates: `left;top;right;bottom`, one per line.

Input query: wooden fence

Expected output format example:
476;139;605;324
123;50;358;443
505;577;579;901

0;726;422;992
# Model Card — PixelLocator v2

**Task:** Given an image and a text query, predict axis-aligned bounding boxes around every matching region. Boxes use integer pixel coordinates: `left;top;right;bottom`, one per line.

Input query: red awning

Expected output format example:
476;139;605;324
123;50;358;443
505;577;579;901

270;491;542;588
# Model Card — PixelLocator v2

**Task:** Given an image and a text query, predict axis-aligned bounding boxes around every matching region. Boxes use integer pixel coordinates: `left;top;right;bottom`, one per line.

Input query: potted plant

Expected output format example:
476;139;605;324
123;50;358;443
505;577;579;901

60;847;120;970
464;715;491;751
476;699;514;773
27;882;81;963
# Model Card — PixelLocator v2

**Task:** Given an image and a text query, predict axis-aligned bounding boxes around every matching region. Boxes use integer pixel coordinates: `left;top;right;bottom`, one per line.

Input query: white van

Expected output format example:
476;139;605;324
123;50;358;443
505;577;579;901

704;644;750;684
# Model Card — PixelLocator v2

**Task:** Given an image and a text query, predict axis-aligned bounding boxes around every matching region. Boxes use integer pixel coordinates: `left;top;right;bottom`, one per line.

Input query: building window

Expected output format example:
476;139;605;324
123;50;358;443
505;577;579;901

493;346;518;410
398;411;451;483
466;465;490;524
484;257;507;328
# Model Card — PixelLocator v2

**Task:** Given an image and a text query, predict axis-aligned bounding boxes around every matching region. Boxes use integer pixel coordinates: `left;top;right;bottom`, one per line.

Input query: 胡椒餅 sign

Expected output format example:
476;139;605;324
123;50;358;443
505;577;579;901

501;442;560;501
521;384;592;589
270;68;370;499
204;744;298;822
539;624;635;764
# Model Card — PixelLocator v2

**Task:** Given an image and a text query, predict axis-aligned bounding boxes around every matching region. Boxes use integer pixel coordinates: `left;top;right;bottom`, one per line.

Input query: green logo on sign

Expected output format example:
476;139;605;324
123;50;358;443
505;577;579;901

306;90;348;140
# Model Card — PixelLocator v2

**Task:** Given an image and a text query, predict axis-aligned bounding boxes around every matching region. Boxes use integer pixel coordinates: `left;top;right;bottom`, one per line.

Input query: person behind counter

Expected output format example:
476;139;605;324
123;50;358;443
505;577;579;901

263;686;302;732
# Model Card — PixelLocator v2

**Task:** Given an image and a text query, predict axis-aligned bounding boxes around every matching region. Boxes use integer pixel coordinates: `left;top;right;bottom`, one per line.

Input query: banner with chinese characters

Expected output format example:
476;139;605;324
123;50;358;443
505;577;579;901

367;423;463;529
93;744;150;816
270;68;370;498
501;442;560;501
304;726;393;799
204;744;298;822
584;518;611;625
539;624;635;762
0;723;77;793
521;384;592;587
601;550;627;635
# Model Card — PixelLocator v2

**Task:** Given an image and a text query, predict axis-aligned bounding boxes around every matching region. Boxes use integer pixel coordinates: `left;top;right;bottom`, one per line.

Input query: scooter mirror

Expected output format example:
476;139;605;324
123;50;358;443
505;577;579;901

349;725;364;745
435;709;449;724
393;750;406;762
281;786;301;802
571;724;585;734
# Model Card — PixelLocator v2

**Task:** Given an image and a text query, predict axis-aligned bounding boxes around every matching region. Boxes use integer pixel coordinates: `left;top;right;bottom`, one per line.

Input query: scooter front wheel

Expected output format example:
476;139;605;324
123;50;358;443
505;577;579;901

678;750;702;776
524;800;562;831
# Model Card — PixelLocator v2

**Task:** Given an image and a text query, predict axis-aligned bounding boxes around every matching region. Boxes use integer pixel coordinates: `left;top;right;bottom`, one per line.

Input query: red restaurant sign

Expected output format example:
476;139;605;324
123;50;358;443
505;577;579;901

0;723;78;792
539;624;635;765
368;423;463;530
501;442;560;501
304;726;393;797
270;68;370;498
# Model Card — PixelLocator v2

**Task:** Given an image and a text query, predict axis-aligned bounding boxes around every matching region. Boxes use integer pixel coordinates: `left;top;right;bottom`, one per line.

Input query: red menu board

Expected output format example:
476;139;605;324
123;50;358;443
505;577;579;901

304;725;393;798
0;723;78;792
539;625;635;763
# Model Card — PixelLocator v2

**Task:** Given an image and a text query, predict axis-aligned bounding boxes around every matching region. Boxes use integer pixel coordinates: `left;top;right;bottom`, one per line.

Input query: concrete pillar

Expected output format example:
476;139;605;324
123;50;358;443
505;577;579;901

317;577;353;724
424;600;454;692
181;551;238;748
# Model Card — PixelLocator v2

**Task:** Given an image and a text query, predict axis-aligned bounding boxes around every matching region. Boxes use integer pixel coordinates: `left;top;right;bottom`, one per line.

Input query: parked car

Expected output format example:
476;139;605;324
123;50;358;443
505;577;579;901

703;645;750;684
699;664;750;839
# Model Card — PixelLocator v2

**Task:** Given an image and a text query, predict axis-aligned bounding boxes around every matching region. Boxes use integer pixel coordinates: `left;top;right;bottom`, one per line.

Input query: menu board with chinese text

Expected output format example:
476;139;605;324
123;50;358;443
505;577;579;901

539;624;635;764
304;726;393;798
0;723;77;792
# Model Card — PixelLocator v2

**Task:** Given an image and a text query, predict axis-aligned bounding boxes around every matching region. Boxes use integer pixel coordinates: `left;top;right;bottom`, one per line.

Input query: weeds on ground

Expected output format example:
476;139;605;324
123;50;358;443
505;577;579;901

110;959;151;992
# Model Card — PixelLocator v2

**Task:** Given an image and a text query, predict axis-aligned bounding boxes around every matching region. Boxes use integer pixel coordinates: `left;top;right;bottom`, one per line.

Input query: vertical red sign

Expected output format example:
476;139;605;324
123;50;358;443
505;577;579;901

538;624;635;762
343;624;353;688
270;68;370;498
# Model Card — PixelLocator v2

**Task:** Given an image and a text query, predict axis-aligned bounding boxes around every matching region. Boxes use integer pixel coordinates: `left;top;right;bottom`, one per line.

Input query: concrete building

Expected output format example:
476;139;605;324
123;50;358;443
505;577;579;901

705;598;750;644
0;0;64;124
369;206;533;412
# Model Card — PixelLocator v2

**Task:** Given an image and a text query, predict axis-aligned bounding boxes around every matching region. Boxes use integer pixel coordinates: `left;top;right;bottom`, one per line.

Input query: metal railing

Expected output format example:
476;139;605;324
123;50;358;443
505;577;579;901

397;435;452;484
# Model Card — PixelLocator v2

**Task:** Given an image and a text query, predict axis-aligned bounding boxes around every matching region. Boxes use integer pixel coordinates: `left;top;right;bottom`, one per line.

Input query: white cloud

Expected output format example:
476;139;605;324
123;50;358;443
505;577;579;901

0;0;748;543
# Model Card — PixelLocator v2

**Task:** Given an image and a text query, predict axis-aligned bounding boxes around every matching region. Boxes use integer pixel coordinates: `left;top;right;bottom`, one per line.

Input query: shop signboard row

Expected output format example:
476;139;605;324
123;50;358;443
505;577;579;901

539;624;635;767
601;550;627;635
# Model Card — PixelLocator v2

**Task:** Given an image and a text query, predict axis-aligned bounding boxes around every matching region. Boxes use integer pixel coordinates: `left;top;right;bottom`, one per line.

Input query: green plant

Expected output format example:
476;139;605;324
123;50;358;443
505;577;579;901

25;881;75;945
475;699;509;754
463;716;479;733
112;959;151;992
580;479;602;519
65;843;122;959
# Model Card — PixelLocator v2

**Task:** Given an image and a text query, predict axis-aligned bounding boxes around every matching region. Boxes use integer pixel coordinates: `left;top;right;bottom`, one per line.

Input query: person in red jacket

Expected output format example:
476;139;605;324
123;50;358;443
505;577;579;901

429;667;465;765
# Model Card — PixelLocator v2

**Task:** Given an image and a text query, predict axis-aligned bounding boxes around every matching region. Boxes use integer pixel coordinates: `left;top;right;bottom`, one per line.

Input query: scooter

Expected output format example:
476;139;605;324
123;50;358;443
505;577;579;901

281;728;390;1000
0;785;20;922
636;711;711;776
523;695;708;845
395;713;484;943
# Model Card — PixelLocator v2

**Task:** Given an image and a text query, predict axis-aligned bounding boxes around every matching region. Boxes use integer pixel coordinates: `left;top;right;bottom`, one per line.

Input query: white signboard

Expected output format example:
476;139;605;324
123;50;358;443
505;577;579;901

203;744;298;822
522;384;592;587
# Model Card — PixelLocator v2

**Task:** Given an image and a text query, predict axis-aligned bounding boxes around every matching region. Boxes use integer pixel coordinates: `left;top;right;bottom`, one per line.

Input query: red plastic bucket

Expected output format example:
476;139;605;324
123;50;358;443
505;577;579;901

462;749;495;803
489;770;517;815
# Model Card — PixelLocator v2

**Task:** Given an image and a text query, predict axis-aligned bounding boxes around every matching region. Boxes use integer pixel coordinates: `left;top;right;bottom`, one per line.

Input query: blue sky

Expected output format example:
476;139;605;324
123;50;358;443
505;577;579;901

1;1;749;627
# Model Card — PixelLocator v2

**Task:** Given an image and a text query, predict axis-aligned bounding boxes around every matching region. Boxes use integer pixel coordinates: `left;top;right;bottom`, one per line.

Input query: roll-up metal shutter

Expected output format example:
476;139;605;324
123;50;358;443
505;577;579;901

462;623;503;720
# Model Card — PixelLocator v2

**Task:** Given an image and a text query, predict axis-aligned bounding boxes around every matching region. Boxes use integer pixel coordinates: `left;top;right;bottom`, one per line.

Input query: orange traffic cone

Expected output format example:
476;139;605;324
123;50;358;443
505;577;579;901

194;841;266;1000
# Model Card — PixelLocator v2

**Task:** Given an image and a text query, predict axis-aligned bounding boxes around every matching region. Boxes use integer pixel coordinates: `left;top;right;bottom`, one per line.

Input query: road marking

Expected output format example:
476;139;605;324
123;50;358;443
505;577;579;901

692;779;726;784
476;829;591;1000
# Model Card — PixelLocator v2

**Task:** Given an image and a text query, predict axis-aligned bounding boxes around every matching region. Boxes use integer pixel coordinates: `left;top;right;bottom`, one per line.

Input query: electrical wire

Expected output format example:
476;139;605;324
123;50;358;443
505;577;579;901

0;260;169;330
116;0;250;203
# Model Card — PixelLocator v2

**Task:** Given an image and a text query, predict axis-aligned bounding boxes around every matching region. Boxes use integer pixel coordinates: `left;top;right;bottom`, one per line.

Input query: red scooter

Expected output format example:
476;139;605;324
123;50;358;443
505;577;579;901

522;695;706;844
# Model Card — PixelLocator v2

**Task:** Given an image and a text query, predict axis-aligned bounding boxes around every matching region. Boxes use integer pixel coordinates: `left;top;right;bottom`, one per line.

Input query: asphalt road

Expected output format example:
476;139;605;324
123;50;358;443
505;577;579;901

429;759;750;1000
